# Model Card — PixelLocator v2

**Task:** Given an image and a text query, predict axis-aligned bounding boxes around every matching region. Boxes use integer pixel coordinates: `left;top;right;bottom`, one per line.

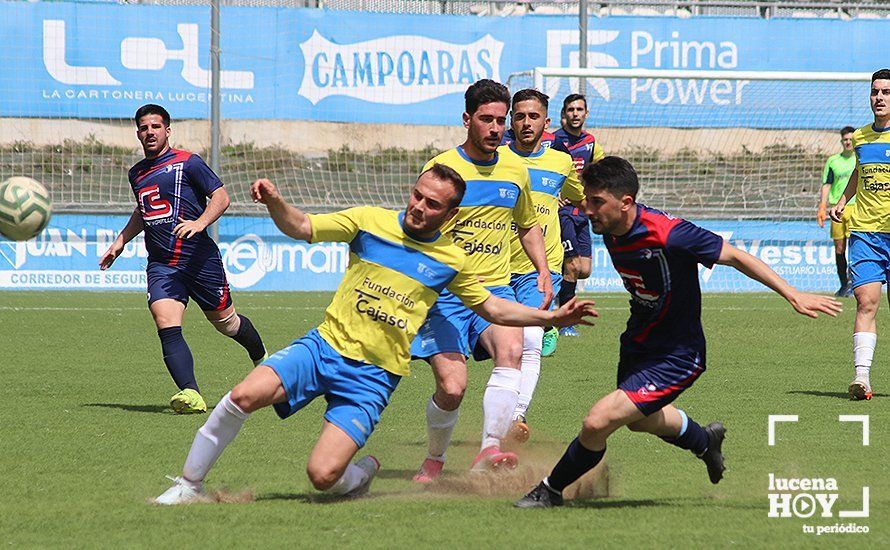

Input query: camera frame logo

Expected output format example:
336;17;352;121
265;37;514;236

766;415;869;536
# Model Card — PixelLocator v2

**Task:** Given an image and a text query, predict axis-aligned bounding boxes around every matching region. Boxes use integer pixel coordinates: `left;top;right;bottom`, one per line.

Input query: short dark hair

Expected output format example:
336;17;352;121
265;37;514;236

511;88;549;111
581;156;639;200
465;79;510;116
134;104;171;126
841;126;856;136
424;163;466;209
562;93;587;113
872;69;890;83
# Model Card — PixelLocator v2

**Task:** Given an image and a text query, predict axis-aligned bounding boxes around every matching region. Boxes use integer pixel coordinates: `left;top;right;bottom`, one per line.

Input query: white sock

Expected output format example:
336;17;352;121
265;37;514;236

853;332;877;373
426;396;459;461
515;327;544;419
182;392;250;482
481;367;522;450
326;463;368;495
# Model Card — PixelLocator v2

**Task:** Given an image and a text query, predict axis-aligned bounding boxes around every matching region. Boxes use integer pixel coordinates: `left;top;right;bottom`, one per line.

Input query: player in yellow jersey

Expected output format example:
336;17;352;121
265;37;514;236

153;165;596;504
500;89;584;443
829;68;890;400
411;80;554;481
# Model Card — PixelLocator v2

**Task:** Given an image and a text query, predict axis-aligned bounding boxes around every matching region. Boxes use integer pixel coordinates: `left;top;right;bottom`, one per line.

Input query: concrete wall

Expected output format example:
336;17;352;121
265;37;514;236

1;118;841;156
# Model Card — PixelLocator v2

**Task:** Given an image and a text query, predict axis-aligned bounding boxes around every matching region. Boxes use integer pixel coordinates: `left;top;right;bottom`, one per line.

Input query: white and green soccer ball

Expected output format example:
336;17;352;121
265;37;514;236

0;176;53;241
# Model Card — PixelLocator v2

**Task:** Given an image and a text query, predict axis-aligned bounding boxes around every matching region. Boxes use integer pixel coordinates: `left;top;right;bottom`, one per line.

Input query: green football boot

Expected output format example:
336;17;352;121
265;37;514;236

170;389;207;414
541;327;559;357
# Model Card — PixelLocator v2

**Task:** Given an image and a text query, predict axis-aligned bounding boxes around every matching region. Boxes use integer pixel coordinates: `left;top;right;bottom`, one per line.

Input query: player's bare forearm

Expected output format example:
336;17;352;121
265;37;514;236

717;242;795;300
716;242;842;318
196;187;230;228
818;185;830;207
251;178;312;241
471;295;597;328
265;196;312;241
101;208;143;269
117;207;145;246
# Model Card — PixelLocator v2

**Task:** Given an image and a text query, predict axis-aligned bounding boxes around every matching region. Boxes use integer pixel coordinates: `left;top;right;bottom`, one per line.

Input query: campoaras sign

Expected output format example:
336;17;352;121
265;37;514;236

297;30;504;105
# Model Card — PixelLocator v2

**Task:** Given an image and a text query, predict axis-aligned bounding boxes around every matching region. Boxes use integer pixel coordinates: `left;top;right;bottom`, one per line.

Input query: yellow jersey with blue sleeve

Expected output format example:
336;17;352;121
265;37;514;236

849;123;890;233
423;147;537;286
307;206;491;376
502;143;583;274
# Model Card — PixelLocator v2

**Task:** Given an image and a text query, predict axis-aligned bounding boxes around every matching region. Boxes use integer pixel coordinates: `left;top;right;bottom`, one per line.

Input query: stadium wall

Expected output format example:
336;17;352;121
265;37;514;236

0;214;842;292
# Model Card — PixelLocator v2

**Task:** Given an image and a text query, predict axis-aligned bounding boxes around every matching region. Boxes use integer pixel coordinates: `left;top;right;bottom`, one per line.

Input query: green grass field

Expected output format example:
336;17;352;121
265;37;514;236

2;291;885;548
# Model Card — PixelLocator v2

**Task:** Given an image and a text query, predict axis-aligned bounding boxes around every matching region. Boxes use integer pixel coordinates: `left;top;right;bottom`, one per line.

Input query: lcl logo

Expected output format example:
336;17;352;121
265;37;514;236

42;20;253;89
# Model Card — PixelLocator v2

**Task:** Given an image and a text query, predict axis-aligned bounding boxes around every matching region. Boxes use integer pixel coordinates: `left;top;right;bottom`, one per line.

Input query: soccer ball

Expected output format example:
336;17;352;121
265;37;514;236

0;176;53;241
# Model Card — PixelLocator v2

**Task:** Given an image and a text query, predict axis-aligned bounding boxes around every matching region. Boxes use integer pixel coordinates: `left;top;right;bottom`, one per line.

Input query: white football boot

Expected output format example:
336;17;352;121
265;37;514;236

153;476;206;505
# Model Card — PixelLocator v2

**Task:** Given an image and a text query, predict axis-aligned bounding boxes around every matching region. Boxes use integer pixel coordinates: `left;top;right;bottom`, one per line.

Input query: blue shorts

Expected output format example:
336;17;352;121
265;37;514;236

848;232;890;288
617;349;705;416
265;329;401;448
559;204;592;259
411;285;517;362
510;271;563;310
146;256;232;312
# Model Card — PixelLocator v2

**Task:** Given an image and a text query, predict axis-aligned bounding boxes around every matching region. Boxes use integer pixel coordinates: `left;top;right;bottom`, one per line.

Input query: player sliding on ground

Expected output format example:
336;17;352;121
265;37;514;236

153;166;597;504
829;68;890;401
500;89;584;444
516;156;841;508
411;80;554;481
100;104;266;414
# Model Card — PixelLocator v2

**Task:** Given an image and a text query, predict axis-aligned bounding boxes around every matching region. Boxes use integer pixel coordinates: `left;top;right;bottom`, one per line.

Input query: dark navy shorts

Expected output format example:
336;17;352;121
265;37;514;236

559;204;592;259
617;349;705;416
146;255;232;312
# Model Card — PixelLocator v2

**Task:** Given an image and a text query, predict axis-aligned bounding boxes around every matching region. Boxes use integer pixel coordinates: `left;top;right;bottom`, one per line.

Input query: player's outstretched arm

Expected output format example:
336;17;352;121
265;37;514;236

516;224;554;309
471;295;597;328
829;169;857;223
716;242;842;318
250;178;312;241
99;207;144;270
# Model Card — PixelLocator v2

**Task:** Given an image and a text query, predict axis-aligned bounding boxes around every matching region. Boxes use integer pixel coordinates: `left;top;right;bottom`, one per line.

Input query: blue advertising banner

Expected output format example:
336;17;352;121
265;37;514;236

4;2;884;126
0;215;842;293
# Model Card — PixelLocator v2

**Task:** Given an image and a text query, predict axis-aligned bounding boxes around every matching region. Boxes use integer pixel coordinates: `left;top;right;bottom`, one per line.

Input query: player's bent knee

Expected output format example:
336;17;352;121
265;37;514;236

435;382;465;410
582;413;612;436
209;310;239;337
230;383;266;413
306;463;342;491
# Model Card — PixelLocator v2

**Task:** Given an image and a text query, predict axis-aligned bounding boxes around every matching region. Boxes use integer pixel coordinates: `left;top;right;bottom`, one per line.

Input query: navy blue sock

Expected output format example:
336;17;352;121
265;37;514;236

660;410;709;456
558;280;577;307
546;437;606;492
158;326;197;391
232;314;266;362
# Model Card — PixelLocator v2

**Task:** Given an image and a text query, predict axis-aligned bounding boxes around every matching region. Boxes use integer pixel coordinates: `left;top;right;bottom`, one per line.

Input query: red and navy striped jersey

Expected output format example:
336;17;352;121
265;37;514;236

604;204;723;355
552;128;603;174
128;149;223;265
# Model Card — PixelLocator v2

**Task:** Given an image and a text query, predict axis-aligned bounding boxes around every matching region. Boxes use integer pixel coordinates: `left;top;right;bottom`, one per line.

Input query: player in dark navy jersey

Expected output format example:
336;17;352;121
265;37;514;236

99;104;267;414
516;156;842;508
552;94;605;338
